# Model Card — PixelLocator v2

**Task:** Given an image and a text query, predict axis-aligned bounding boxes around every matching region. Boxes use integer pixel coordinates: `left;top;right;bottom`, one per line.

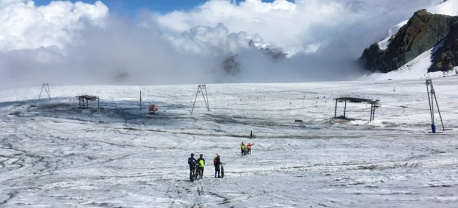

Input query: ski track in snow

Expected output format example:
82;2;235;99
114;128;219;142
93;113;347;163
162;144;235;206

0;78;458;207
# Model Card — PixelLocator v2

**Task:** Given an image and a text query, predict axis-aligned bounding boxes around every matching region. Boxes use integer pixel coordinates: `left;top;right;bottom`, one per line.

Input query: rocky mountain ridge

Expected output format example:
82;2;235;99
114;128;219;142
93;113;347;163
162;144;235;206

359;9;458;73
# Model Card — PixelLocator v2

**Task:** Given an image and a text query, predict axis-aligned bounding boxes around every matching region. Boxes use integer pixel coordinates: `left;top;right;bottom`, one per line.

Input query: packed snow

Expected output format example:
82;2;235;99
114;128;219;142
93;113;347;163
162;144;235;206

428;0;458;16
0;76;457;207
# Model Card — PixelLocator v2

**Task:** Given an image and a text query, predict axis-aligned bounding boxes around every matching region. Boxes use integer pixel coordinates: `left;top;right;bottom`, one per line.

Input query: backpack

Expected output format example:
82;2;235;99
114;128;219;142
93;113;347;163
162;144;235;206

188;157;196;166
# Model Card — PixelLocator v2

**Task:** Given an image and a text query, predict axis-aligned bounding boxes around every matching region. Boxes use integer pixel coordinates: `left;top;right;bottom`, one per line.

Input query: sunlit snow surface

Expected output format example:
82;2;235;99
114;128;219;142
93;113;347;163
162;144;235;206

1;78;458;207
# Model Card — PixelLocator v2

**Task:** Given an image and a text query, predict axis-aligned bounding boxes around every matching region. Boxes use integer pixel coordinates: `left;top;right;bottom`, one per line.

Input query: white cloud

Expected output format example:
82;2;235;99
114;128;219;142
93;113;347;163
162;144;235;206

171;23;258;56
0;0;108;51
155;0;440;55
155;0;300;52
0;0;448;89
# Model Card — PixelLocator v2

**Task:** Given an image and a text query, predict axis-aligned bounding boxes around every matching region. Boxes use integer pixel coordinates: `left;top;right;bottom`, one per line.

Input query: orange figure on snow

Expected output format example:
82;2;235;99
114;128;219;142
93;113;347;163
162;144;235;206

247;143;254;154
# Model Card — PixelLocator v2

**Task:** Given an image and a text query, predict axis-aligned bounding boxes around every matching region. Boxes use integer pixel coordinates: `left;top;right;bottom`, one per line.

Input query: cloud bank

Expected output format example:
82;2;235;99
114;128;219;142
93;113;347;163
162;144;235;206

0;0;444;89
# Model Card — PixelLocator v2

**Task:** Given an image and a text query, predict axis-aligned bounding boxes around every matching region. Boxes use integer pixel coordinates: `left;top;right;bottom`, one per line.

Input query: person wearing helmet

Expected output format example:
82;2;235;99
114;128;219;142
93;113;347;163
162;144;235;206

196;154;205;179
213;153;221;178
188;153;197;181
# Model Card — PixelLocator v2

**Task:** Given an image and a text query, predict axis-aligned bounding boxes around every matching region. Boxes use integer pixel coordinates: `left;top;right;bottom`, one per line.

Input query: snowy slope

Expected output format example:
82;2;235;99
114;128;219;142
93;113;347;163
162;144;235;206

428;0;458;15
1;78;457;207
360;48;458;81
372;0;458;80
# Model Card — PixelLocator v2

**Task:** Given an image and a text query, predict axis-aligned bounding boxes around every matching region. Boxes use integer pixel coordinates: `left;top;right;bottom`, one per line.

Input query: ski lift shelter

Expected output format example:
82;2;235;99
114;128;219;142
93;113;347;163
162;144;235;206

334;97;380;121
76;95;99;108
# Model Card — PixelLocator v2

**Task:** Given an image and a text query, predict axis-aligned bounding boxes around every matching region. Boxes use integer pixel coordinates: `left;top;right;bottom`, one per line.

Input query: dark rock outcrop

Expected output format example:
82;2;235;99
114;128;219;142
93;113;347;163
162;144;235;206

429;25;458;72
359;9;458;73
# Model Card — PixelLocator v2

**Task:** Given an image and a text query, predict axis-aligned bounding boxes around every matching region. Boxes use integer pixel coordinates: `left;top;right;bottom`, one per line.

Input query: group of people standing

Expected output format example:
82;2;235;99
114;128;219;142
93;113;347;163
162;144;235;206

187;153;205;181
240;142;254;156
187;138;255;181
188;153;223;181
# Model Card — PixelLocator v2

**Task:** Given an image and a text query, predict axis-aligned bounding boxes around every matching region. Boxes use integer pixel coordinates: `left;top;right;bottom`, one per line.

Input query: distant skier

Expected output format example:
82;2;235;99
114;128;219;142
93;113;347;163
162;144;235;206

213;153;221;178
247;143;254;154
241;142;246;156
196;154;205;179
188;153;197;181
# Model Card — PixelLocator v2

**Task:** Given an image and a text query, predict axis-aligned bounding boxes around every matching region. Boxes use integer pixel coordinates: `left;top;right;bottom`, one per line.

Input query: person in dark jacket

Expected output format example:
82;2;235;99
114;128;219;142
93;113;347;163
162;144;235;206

188;153;197;181
213;153;221;178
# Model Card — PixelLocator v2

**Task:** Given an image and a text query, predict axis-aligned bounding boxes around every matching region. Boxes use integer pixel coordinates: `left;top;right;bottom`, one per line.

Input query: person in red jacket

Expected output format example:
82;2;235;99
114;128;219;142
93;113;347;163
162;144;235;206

213;153;221;178
247;143;254;154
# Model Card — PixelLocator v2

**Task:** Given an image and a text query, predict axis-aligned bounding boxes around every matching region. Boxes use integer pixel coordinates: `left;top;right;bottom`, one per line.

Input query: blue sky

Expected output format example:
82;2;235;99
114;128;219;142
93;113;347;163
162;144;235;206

34;0;292;15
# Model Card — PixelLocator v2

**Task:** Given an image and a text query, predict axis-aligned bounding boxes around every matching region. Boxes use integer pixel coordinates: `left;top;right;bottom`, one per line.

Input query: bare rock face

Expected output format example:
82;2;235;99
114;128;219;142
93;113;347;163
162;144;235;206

429;26;458;72
359;9;458;73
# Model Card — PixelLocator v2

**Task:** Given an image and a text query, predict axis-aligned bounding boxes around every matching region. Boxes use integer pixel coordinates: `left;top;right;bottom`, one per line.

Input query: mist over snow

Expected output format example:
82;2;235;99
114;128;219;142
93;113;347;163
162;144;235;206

0;0;448;89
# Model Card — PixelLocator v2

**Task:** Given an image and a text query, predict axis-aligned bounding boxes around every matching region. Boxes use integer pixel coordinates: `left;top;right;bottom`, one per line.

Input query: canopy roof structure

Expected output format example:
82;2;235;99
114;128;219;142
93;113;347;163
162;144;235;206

76;95;99;108
334;97;380;121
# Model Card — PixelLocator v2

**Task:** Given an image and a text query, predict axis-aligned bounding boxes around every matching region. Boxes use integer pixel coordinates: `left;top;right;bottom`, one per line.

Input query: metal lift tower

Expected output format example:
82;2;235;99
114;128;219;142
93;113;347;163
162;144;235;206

39;83;51;99
191;85;210;114
425;78;444;133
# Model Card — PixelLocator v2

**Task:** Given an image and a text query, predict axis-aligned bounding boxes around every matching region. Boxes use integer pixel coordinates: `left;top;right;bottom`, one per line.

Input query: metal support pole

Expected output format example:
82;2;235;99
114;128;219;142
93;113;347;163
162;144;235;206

334;99;337;118
426;79;434;125
370;104;376;122
191;87;200;114
343;100;347;118
201;85;210;111
372;105;374;121
433;93;445;131
373;105;376;121
370;104;373;122
430;83;445;131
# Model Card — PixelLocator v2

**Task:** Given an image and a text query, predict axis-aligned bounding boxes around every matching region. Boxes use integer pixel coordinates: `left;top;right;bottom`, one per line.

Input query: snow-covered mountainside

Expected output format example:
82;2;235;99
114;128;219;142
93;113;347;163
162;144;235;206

378;0;458;50
359;0;458;78
1;78;457;207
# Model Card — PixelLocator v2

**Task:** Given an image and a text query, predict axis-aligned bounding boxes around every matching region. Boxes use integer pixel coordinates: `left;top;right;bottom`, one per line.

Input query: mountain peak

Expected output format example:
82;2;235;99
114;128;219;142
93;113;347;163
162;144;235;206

359;8;458;73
